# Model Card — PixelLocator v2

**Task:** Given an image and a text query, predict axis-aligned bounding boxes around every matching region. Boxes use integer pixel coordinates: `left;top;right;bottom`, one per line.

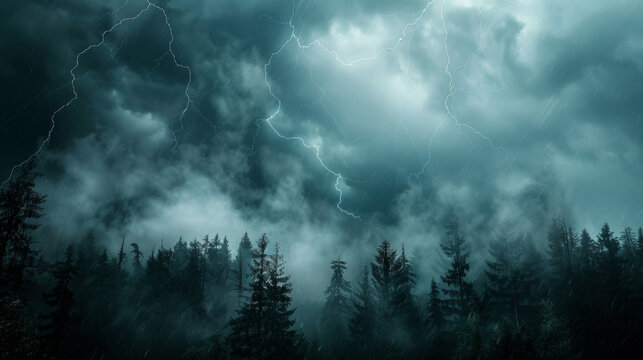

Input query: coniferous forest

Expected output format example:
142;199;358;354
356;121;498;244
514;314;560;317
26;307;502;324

2;163;643;360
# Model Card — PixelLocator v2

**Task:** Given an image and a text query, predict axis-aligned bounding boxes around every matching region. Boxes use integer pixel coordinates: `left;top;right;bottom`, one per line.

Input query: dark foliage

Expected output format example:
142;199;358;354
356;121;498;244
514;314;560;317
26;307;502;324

2;167;643;359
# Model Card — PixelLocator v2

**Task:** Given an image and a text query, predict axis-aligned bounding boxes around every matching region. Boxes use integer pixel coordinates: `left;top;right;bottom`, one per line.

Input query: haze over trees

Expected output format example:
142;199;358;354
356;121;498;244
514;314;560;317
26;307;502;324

2;163;643;359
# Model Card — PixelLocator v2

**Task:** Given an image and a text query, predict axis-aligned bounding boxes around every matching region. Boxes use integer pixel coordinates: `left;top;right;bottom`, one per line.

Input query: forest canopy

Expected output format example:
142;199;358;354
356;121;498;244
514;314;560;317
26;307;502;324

1;161;643;360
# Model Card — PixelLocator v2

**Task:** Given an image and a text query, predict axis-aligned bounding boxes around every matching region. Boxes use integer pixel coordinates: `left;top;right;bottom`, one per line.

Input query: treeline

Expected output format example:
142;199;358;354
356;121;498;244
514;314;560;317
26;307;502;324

2;163;643;359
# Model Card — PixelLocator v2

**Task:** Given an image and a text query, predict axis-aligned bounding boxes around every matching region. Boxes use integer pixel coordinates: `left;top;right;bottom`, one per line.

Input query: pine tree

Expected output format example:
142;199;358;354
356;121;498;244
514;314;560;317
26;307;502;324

596;223;622;295
620;227;636;265
578;229;596;273
184;238;205;309
0;160;46;290
173;237;189;272
392;246;419;329
371;239;397;313
319;259;351;352
440;211;473;320
349;266;376;348
426;278;444;331
264;243;298;359
117;235;126;270
130;243;143;274
547;218;576;285
233;232;253;306
41;245;76;353
535;300;574;360
638;227;643;263
228;234;270;359
485;235;524;328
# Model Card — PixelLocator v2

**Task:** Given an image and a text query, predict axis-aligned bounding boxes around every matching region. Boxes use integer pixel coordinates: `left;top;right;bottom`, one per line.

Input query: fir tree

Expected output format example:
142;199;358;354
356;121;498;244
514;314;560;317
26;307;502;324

228;234;270;359
596;223;622;296
620;227;636;265
426;278;444;331
265;243;298;359
117;234;126;270
578;229;595;273
130;242;143;274
41;245;76;353
485;235;524;328
184;238;205;309
0;160;46;290
370;239;397;312
440;211;473;320
233;232;253;306
349;266;376;348
392;246;419;329
319;259;351;352
547;218;576;285
535;300;574;360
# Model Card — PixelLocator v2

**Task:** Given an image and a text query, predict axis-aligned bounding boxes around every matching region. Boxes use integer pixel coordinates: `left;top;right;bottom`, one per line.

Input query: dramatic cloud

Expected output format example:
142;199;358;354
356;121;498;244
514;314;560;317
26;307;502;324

2;0;642;301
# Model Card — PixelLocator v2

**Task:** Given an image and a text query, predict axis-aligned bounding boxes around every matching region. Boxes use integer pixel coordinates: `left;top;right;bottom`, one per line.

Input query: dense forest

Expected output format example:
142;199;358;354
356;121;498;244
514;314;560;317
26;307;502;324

2;163;643;360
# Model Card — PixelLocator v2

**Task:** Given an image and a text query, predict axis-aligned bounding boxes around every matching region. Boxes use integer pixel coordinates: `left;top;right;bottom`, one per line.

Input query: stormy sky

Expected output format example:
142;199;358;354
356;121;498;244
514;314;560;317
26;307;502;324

2;0;642;300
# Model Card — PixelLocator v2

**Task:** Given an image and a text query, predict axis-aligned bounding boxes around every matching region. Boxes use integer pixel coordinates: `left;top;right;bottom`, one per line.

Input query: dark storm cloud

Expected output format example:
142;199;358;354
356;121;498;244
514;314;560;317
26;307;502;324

2;0;643;299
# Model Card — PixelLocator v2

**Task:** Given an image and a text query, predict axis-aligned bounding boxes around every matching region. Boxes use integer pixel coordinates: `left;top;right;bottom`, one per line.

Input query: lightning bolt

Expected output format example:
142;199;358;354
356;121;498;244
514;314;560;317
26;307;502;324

258;0;443;219
1;0;192;188
415;0;511;180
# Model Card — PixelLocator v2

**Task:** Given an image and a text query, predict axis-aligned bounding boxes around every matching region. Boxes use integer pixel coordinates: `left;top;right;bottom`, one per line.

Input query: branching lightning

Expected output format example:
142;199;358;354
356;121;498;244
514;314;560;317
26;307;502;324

4;0;512;221
415;0;511;179
1;0;192;188
258;0;444;220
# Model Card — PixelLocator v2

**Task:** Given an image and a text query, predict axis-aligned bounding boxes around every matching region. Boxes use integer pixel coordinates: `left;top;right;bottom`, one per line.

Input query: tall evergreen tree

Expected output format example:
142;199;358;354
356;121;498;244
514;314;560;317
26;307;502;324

392;246;419;330
546;218;576;285
349;266;376;349
319;259;351;352
130;242;143;274
233;232;253;306
620;227;636;265
264;243;298;359
228;234;270;359
41;245;76;353
485;235;525;328
426;278;444;331
0;160;46;290
535;300;574;360
184;238;205;309
440;211;473;320
371;239;397;313
577;229;596;273
117;235;126;270
595;223;622;297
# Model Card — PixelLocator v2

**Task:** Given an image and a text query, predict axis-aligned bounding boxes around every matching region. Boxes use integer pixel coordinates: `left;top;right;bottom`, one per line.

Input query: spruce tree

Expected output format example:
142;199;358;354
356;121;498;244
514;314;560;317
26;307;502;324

228;234;270;358
596;223;622;295
233;232;253;306
485;235;524;327
130;243;143;274
440;211;473;320
535;300;574;360
546;218;575;285
578;229;595;273
41;245;76;353
117;235;126;270
349;266;376;349
371;239;397;313
184;238;205;309
426;278;444;331
620;227;636;265
392;246;419;328
319;259;351;352
265;243;298;359
0;160;46;290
